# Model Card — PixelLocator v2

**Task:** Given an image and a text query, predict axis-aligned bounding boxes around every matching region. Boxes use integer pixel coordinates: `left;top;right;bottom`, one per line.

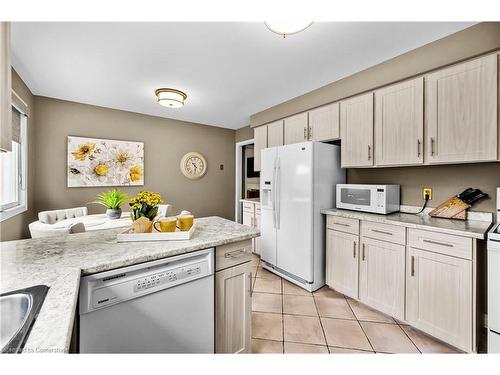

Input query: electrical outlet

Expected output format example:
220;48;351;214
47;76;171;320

423;188;432;200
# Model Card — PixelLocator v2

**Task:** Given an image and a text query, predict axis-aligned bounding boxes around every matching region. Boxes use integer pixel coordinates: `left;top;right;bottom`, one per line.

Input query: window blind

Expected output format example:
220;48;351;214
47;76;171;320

11;106;20;143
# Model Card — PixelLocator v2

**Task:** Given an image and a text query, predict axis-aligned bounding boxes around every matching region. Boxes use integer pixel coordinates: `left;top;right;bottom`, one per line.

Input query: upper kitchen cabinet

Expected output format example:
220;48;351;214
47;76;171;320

267;120;284;148
308;102;340;142
284;112;308;145
425;54;498;164
340;92;374;168
253;125;267;172
375;77;424;166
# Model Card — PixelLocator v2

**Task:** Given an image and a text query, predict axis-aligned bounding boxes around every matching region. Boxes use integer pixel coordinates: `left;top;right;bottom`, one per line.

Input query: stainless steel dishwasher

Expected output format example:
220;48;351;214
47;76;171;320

79;248;214;353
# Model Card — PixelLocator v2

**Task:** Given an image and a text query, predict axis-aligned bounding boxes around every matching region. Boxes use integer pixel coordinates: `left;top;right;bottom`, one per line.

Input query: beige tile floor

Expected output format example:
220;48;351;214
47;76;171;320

249;254;461;354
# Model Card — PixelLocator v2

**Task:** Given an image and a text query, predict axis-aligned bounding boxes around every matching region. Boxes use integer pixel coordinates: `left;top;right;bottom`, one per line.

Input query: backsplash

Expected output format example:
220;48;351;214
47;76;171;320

347;162;500;214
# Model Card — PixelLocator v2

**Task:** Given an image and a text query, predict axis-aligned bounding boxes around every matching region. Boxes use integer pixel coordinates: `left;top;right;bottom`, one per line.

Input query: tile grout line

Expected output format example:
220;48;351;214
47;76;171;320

280;278;284;353
345;295;376;353
311;291;330;353
395;322;422;354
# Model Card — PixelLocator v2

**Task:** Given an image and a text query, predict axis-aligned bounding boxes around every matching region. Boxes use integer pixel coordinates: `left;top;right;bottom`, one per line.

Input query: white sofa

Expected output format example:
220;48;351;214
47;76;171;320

29;207;88;238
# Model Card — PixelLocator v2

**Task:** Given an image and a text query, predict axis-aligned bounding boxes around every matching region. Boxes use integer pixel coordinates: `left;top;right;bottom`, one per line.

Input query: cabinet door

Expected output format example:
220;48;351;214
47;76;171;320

375;77;424;166
309;102;340;141
267;120;284;148
284;112;308;145
359;237;405;320
242;211;253;227
326;229;359;299
426;54;497;163
340;92;374;167
406;247;472;352
215;261;253;353
253;125;267;172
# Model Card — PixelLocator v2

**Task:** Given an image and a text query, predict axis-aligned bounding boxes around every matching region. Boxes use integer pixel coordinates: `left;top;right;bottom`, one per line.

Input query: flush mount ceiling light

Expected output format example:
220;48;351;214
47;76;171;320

155;88;187;108
264;21;313;38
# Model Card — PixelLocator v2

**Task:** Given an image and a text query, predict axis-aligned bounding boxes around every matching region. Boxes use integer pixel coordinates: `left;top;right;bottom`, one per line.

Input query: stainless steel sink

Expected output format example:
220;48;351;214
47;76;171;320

0;285;49;353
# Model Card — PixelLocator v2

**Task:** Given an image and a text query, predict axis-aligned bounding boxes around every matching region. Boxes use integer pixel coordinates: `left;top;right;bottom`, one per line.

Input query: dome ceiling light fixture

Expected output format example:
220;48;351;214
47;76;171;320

155;88;187;108
264;21;313;38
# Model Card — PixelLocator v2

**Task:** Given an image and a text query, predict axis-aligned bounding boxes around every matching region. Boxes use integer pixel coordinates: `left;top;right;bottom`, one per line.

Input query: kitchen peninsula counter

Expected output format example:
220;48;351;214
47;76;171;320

0;217;259;353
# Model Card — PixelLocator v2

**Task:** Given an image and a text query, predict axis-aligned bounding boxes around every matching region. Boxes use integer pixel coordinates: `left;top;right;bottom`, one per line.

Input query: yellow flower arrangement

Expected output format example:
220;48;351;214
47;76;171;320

129;165;143;182
94;163;109;176
71;143;96;161
129;191;164;221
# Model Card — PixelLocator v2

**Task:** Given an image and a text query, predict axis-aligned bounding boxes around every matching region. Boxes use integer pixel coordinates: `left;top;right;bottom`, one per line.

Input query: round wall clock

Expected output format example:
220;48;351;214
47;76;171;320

180;152;207;180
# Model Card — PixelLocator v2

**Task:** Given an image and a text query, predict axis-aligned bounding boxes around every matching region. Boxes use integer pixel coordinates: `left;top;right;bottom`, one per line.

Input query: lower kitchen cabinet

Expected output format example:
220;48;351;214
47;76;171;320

325;214;479;352
326;229;359;299
359;237;405;320
215;261;253;353
254;209;261;255
242;210;253;227
406;247;473;352
241;200;261;255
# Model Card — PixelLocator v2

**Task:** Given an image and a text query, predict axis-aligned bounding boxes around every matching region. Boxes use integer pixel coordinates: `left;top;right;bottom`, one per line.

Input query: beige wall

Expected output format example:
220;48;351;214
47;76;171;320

250;23;500;127
235;125;253;143
348;164;500;213
33;97;236;226
0;69;37;241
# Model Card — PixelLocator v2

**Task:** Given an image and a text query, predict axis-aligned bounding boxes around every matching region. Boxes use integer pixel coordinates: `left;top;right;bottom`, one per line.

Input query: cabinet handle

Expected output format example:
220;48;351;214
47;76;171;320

335;222;350;227
423;239;453;248
225;248;247;259
251;217;254;227
430;137;435;156
353;242;356;258
411;256;415;277
417;139;421;158
309;126;312;140
304;127;307;140
362;243;366;261
249;272;253;296
368;145;371;160
372;229;393;236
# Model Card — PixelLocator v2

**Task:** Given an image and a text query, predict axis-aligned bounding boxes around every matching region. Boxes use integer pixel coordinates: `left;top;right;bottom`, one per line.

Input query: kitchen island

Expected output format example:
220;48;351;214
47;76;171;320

0;216;259;353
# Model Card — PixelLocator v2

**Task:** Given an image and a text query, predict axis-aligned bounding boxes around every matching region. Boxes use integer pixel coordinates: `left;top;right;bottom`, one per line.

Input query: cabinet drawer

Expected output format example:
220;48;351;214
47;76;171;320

326;215;359;235
242;202;254;213
255;204;261;214
408;229;472;260
361;221;406;245
216;240;253;271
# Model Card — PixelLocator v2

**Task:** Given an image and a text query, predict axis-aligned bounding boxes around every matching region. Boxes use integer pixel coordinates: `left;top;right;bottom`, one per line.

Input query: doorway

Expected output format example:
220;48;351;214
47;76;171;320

234;139;260;223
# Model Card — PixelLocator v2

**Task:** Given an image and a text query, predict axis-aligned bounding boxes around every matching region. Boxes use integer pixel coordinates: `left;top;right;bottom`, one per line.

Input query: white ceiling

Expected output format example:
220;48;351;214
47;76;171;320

11;22;474;129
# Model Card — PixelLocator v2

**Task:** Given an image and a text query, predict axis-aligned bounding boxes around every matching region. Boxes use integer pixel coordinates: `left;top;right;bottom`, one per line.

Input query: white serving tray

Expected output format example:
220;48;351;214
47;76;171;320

117;223;196;242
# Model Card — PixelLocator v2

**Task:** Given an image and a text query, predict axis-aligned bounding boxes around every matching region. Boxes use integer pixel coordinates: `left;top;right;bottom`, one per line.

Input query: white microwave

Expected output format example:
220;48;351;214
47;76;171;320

336;184;400;214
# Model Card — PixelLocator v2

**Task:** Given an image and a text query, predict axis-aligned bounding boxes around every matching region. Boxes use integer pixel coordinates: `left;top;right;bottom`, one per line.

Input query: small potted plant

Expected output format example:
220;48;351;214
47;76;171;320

129;191;164;233
94;189;129;219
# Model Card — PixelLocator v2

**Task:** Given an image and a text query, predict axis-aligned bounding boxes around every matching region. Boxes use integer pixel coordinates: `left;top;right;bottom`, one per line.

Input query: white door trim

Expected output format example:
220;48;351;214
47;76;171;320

235;139;254;223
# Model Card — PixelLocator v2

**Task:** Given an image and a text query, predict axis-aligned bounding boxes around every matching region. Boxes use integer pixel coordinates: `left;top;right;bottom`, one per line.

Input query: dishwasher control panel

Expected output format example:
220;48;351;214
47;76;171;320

80;249;214;313
133;263;202;292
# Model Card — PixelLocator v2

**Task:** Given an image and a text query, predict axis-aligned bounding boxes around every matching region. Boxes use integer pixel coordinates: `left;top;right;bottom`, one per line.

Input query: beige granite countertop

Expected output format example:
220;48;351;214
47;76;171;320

240;198;260;204
0;216;259;353
321;209;492;240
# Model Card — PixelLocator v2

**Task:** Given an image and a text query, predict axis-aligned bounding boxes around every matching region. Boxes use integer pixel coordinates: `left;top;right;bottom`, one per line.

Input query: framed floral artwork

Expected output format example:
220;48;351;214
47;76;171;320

67;136;144;187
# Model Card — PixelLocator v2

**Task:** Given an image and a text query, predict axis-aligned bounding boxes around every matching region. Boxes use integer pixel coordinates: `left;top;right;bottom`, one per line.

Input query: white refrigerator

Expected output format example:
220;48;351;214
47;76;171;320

260;141;345;292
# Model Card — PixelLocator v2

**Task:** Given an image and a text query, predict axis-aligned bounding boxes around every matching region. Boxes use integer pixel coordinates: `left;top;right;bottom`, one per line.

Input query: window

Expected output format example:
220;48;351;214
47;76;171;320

0;106;27;221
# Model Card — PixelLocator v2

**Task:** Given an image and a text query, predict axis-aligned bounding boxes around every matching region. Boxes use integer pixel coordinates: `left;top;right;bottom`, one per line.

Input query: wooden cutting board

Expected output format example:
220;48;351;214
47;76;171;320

429;197;470;220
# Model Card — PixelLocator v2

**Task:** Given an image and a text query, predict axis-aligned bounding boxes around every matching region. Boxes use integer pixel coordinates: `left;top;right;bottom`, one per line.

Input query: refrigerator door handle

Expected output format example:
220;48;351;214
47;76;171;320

272;159;277;229
276;157;280;230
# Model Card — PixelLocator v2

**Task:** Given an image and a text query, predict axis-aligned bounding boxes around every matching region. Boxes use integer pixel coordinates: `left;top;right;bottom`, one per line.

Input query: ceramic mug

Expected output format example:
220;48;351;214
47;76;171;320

153;217;177;232
177;214;194;231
